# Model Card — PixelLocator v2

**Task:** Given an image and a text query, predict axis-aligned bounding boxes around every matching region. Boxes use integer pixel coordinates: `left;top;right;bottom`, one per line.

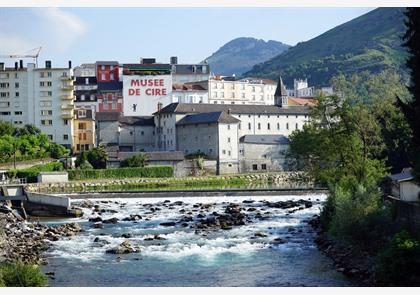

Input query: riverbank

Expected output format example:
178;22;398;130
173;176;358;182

25;172;313;194
310;215;376;286
0;208;81;266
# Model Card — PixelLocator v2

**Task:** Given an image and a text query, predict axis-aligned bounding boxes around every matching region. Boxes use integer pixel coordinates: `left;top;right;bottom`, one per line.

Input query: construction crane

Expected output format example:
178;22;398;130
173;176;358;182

0;47;42;67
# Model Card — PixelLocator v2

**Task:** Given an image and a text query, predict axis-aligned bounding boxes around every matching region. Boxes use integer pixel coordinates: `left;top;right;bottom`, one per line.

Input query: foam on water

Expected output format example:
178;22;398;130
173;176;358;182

45;194;326;263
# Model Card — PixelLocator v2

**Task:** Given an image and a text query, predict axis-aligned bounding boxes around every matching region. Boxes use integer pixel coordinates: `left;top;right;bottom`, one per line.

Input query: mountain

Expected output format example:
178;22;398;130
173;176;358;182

244;8;408;87
204;37;290;76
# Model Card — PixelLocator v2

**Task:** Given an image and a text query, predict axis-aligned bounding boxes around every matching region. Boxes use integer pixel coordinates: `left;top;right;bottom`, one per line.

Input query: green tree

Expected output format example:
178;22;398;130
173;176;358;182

86;145;108;169
48;143;69;159
0;121;15;136
13;124;41;137
398;8;420;182
120;153;149;168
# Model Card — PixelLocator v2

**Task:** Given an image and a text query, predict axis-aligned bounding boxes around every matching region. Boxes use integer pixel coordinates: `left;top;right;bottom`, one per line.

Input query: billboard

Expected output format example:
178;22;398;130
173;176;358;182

123;75;172;116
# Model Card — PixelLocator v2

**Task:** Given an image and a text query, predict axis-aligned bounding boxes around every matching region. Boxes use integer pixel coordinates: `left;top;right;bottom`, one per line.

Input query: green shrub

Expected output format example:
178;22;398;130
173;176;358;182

8;161;64;183
120;153;149;168
0;262;48;287
68;166;173;180
376;231;420;286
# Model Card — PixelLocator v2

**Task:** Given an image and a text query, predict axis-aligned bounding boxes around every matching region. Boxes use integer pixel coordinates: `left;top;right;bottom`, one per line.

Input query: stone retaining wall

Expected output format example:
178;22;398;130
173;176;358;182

25;172;312;194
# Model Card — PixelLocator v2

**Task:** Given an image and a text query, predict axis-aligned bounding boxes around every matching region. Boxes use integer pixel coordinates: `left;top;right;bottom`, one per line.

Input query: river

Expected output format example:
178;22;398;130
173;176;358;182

41;194;354;287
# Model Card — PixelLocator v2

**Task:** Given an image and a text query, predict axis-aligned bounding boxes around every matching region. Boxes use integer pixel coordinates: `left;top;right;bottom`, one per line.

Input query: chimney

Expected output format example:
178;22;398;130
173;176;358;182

157;102;163;112
14;62;18;70
0;63;4;71
68;60;72;69
19;60;23;69
45;60;51;69
142;58;156;65
170;56;178;65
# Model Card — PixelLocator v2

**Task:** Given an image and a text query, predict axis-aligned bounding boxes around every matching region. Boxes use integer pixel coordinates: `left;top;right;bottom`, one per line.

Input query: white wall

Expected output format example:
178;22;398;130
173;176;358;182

400;181;420;202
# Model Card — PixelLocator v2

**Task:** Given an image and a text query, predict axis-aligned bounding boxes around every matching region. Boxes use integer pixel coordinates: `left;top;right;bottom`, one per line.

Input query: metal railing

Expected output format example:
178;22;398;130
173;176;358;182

0;178;27;185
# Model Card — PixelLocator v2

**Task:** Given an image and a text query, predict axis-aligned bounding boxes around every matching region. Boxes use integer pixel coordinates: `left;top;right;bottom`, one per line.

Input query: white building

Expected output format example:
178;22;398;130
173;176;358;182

208;76;276;105
0;60;75;149
172;82;209;104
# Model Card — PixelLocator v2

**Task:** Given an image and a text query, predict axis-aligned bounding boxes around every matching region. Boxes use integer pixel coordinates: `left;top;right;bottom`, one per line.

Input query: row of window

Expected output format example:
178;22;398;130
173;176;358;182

238;122;298;131
212;92;274;100
212;83;274;92
0;83;19;88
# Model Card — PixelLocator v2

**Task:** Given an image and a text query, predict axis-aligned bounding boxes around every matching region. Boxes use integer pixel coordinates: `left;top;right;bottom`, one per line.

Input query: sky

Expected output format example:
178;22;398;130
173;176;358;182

0;7;374;67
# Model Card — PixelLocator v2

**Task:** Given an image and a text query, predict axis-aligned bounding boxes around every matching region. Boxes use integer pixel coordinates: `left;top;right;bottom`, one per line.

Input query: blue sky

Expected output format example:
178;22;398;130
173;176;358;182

0;7;374;67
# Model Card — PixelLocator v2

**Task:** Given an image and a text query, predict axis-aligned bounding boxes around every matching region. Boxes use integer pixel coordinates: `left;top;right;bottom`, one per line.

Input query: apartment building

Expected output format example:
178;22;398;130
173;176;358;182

170;56;210;84
0;60;75;149
208;76;277;105
74;64;98;114
96;61;123;113
73;108;96;153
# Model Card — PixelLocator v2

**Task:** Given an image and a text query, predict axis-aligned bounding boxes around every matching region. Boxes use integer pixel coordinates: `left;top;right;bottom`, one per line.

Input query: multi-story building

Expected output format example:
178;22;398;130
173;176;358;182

73;108;96;153
96;61;123;113
0;60;75;149
172;82;208;104
74;64;98;114
208;76;277;105
170;56;210;84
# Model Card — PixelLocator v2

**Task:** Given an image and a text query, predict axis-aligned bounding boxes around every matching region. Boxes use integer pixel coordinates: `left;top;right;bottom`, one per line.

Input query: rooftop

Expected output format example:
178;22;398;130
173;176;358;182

176;111;240;126
156;103;310;115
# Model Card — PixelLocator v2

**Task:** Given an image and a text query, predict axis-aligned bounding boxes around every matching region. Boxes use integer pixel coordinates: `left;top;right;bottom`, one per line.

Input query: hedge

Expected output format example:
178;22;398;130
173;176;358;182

8;161;64;183
67;166;174;180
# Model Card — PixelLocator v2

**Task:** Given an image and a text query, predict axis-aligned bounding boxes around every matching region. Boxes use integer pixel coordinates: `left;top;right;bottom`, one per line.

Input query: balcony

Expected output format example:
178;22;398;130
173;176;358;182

61;94;74;100
61;83;73;91
60;75;73;81
61;103;74;109
61;111;73;119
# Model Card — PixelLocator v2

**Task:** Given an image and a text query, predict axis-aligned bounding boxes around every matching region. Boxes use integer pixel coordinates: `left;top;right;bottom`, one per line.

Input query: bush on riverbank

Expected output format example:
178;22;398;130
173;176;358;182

68;166;173;180
8;161;64;183
376;231;420;286
0;262;48;287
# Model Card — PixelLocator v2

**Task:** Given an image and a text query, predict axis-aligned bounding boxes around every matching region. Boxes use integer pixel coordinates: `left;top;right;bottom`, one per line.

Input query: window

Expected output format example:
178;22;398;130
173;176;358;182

238;123;241;130
41;120;53;126
47;135;53;140
63;134;69;140
252;164;258;171
47;81;52;87
248;123;251;130
15;92;19;97
110;65;114;71
258;123;261;130
267;123;270;130
85;78;89;85
221;92;224;98
78;109;86;118
101;65;105;70
78;122;87;130
277;123;280;130
261;164;267;170
227;125;230;130
101;73;105;80
286;123;289;130
81;94;85;101
0;92;10;98
47;72;52;77
14;111;22;115
222;150;226;155
252;86;255;92
141;131;144;135
228;151;231;156
227;137;231;143
63;119;68;125
90;94;95;101
296;123;298;129
110;73;114;80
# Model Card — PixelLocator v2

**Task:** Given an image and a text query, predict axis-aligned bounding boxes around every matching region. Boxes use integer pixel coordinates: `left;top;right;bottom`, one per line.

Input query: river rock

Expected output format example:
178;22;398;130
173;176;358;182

160;221;176;227
89;216;102;222
103;217;119;224
105;240;140;255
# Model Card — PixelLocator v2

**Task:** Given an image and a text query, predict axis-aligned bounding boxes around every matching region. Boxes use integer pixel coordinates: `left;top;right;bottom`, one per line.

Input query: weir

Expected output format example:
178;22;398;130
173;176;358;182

0;184;79;218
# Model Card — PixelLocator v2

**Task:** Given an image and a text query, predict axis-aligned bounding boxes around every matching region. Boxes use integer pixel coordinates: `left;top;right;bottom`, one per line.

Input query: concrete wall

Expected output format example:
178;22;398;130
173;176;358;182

26;192;70;209
119;125;155;151
97;120;119;146
177;123;219;158
37;172;68;183
239;142;288;173
400;181;420;202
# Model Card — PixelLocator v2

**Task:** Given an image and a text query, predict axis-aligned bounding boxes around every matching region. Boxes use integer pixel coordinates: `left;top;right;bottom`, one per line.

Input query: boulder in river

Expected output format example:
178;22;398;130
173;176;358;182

160;221;176;227
105;240;140;254
103;217;119;224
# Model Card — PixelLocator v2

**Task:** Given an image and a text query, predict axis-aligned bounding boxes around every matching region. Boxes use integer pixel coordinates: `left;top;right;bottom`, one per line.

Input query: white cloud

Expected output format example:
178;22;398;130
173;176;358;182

0;8;87;55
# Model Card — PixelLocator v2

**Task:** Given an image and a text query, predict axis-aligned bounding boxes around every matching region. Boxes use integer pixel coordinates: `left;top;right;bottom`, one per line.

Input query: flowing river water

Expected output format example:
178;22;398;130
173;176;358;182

41;194;354;287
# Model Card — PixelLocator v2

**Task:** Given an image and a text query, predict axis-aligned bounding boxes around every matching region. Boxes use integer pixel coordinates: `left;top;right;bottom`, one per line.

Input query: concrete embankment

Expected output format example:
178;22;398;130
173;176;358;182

65;187;327;199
